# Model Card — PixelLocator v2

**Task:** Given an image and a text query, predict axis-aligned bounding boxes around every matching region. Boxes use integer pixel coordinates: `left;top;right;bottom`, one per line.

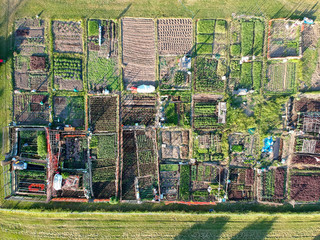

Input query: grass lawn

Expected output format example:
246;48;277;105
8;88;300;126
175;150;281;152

1;210;320;239
11;0;320;20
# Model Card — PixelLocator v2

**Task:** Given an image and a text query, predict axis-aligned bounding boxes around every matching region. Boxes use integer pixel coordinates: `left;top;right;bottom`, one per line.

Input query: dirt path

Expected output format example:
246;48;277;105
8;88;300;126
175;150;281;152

283;63;287;90
285;131;296;199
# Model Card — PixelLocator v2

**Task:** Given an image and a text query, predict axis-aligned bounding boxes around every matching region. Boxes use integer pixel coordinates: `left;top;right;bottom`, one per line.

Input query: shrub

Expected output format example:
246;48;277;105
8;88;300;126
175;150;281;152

61;172;70;179
88;20;99;36
109;196;119;204
232;145;243;152
179;165;190;200
37;132;47;159
197;20;215;34
174;71;185;85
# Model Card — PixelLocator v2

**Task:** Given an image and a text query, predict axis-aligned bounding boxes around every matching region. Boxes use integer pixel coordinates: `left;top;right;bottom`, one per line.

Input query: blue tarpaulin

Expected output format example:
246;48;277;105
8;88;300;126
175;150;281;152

262;137;273;153
304;17;314;24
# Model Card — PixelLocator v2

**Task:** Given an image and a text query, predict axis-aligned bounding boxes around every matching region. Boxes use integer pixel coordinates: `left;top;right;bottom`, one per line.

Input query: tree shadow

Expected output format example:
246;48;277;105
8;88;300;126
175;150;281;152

289;1;319;20
230;217;277;240
174;216;229;240
117;4;132;20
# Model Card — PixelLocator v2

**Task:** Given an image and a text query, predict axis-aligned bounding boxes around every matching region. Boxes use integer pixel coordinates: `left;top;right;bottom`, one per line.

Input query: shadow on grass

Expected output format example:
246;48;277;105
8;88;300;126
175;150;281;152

230;217;276;240
117;4;132;20
174;216;229;240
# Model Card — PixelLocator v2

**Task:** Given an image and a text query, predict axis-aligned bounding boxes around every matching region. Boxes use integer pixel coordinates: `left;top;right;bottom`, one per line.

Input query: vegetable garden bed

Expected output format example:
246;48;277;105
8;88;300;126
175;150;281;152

89;95;118;132
90;134;118;199
87;19;119;93
266;62;296;93
194;57;225;93
53;96;85;128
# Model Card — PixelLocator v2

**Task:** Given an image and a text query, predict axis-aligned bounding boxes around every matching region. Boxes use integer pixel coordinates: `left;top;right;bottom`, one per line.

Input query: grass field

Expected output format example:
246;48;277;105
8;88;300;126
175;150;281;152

9;0;320;20
1;210;320;239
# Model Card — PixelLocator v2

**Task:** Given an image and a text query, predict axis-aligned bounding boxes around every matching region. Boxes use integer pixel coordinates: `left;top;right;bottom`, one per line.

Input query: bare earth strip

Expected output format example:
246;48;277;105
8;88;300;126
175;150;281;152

122;18;156;88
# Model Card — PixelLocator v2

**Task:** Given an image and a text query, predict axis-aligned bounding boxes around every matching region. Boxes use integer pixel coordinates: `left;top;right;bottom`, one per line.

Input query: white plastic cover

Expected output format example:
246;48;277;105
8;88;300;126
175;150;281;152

53;174;62;191
137;85;155;93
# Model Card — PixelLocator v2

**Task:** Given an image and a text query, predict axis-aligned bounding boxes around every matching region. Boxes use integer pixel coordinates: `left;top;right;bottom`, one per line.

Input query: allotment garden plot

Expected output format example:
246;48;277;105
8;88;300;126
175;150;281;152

193;131;224;161
89;95;118;132
229;60;262;91
159;56;191;90
87;19;119;93
53;55;83;91
159;164;180;200
90;134;118;199
228;167;255;201
13;129;47;196
160;93;191;127
14;93;50;125
194;57;226;93
193;95;222;129
14;18;49;91
196;19;227;56
157;18;193;55
121;94;157;126
53;96;85;128
265;62;296;93
190;164;227;202
54;133;89;199
229;18;264;58
259;167;286;202
229;133;259;167
290;168;320;202
268;20;301;59
301;23;320;90
160;164;191;201
122;18;156;88
122;129;159;201
160;130;190;162
52;21;83;53
195;20;228;93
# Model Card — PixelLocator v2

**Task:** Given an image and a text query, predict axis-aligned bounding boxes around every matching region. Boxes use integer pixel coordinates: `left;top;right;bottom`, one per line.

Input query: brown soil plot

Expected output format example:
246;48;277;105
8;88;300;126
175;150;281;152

122;18;156;88
158;18;193;55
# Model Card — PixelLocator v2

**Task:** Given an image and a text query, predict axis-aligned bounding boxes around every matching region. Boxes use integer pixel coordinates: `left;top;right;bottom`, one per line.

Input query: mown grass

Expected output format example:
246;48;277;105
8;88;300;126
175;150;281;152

13;0;320;20
240;62;252;89
253;61;262;91
1;210;320;239
241;21;254;56
253;20;264;56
